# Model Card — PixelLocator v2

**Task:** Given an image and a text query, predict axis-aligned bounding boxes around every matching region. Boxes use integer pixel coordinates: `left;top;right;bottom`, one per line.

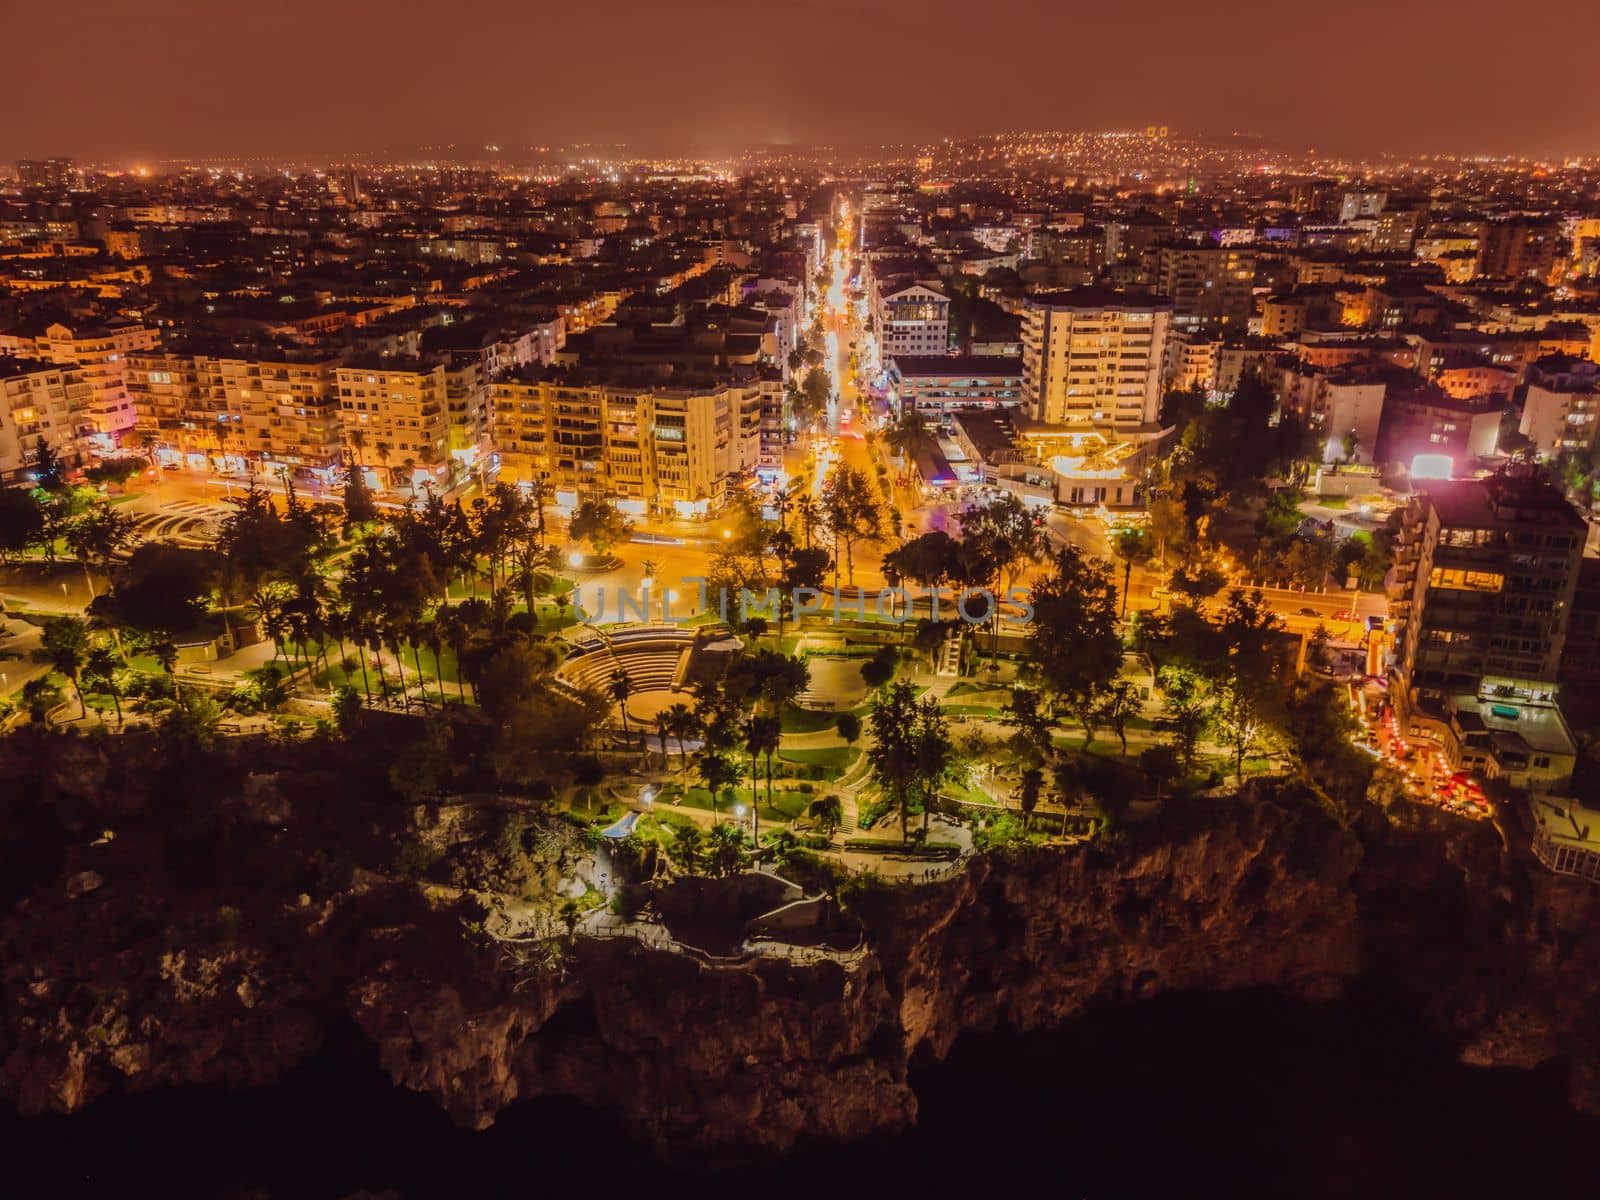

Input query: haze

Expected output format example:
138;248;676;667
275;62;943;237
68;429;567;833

7;0;1600;161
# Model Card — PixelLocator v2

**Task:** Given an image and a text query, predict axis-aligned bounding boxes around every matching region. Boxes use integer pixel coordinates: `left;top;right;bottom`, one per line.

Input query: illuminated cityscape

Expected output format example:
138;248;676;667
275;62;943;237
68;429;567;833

6;5;1600;1194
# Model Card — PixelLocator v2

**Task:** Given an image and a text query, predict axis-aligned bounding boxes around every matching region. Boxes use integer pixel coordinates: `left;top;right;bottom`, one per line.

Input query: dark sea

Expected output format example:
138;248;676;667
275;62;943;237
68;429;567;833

5;982;1597;1199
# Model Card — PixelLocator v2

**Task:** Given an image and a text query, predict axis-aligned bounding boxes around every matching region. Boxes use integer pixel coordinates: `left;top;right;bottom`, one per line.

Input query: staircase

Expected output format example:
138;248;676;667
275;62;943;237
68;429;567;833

936;628;962;677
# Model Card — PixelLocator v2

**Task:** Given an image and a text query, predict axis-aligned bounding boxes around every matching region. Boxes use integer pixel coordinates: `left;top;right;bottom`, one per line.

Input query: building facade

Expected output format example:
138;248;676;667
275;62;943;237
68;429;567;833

1020;289;1171;432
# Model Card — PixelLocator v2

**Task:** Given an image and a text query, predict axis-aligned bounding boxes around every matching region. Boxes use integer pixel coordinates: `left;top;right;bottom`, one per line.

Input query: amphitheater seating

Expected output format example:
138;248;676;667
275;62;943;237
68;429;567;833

556;625;697;697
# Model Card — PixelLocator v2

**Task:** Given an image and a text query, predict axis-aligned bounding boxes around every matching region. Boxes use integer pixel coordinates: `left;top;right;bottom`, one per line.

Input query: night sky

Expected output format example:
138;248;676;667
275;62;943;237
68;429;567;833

9;0;1600;162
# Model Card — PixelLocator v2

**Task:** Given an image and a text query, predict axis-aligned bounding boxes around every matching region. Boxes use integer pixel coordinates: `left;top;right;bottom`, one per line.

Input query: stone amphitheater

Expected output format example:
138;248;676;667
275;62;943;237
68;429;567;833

555;624;743;724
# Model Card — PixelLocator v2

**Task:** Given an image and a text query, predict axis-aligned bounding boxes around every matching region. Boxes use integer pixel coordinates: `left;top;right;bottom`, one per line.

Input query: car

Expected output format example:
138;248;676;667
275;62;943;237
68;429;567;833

1299;606;1320;617
1151;586;1174;601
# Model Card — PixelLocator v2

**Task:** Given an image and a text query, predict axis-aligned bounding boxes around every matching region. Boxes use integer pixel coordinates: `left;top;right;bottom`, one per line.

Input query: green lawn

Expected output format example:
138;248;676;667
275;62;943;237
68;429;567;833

781;705;845;733
778;746;860;771
655;782;810;824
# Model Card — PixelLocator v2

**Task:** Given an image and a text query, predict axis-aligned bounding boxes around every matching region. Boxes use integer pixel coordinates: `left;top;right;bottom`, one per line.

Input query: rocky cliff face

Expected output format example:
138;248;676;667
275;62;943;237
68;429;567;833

3;756;1599;1154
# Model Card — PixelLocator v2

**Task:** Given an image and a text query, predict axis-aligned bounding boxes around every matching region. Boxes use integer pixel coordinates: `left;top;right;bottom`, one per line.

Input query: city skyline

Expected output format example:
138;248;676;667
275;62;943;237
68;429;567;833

9;0;1600;164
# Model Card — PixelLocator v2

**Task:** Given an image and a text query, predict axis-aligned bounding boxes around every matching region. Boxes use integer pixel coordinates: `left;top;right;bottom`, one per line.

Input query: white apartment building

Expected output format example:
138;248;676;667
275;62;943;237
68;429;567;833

0;320;157;447
336;359;451;492
0;358;93;481
1020;289;1172;433
492;375;767;516
872;283;950;358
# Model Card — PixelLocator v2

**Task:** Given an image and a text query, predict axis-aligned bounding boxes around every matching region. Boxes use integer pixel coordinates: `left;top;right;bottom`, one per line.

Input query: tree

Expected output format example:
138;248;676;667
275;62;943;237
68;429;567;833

662;702;700;789
91;543;218;635
1157;665;1207;770
911;695;952;834
1111;528;1152;617
1140;744;1180;799
807;793;843;836
835;710;861;745
1002;684;1054;766
29;438;65;492
0;487;43;563
568;496;630;557
883;411;936;464
1026;546;1122;736
85;456;147;490
64;503;136;600
609;669;635;738
960;493;1045;647
83;643;125;727
698;749;741;824
1096;678;1142;755
796;365;832;428
1147;496;1187;568
331;683;363;734
744;713;781;840
866;681;921;842
1016;766;1044;831
703;822;748;878
42;615;91;718
1211;669;1275;782
21;677;62;723
819;463;883;585
859;645;896;690
1307;624;1332;672
342;456;380;526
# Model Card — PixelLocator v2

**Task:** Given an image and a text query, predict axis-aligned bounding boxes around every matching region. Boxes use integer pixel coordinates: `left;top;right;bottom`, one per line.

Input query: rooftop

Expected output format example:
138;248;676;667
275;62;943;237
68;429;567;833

1028;286;1172;312
889;354;1022;378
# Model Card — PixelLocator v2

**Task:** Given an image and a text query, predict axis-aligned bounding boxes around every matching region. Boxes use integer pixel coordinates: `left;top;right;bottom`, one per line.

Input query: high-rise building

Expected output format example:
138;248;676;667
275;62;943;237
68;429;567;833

1020;288;1171;432
15;158;76;189
0;357;92;481
491;372;766;517
1339;191;1387;223
129;347;344;481
1479;218;1560;282
1385;472;1584;793
0;320;156;448
1520;355;1600;458
871;282;949;358
336;358;451;493
1154;245;1256;326
1371;208;1422;254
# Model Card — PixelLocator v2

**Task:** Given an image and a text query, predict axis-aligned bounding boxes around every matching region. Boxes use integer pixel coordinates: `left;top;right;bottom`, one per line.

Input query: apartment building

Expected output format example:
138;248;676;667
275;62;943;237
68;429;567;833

336;358;451;492
130;348;343;480
491;370;766;516
15;158;76;189
0;357;93;481
1153;245;1256;327
872;282;950;357
1163;328;1219;393
1275;365;1386;464
0;320;157;446
885;355;1023;418
1020;288;1171;432
1520;355;1600;458
1385;473;1584;793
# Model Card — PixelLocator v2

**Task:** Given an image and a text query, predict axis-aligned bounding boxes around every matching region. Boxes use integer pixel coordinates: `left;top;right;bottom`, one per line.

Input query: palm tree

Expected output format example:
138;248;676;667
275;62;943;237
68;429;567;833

662;701;699;788
883;410;935;466
807;793;842;837
744;713;781;842
84;643;124;727
1112;528;1152;617
609;669;635;739
793;493;821;551
42;616;91;719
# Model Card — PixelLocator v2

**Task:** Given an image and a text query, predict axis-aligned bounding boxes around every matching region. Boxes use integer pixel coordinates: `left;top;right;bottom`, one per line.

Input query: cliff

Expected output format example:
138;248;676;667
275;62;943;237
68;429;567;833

2;738;1599;1153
